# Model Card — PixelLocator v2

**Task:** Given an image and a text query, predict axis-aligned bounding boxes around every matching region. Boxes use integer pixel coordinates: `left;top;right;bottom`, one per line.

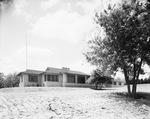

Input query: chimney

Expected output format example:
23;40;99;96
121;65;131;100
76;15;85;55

62;67;70;70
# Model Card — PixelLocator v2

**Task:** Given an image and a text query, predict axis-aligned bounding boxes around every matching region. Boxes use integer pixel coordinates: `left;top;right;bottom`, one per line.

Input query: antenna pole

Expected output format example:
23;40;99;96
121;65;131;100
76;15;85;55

26;36;28;69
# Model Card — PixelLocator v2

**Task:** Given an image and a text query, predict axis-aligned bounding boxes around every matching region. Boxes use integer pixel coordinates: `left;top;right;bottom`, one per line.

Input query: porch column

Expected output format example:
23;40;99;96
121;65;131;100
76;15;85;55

75;75;78;83
62;74;67;87
22;73;25;87
85;76;87;84
44;74;48;87
42;75;44;86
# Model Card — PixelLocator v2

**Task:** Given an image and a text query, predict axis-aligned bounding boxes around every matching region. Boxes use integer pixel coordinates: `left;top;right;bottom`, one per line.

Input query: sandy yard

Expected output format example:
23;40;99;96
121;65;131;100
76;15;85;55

0;85;150;119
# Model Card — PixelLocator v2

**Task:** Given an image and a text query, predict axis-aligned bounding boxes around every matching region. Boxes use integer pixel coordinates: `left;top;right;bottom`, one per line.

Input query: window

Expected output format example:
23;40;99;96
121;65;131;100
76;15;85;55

44;75;46;81
28;75;38;82
67;74;75;83
48;75;51;81
77;76;85;84
47;75;58;82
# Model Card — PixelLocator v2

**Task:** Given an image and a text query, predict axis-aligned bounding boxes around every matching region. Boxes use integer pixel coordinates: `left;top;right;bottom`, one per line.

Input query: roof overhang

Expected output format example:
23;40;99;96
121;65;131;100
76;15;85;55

65;72;90;76
17;69;45;76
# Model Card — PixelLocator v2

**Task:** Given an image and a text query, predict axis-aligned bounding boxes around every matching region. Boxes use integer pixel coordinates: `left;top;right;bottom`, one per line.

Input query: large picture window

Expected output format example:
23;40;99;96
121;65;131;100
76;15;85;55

67;74;75;83
28;75;38;82
47;75;58;82
77;76;85;84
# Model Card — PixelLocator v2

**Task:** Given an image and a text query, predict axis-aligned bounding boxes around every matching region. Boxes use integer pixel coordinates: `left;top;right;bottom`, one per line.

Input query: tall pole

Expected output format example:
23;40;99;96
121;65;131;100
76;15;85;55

26;35;28;69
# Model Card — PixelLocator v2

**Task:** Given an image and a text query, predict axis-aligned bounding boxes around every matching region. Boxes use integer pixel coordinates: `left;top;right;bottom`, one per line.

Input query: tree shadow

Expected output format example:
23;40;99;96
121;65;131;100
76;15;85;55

90;87;117;91
114;92;150;107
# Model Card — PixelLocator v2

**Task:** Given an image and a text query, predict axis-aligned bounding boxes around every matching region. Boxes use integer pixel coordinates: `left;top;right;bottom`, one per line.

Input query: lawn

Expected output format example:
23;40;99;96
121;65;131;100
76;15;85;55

0;85;150;119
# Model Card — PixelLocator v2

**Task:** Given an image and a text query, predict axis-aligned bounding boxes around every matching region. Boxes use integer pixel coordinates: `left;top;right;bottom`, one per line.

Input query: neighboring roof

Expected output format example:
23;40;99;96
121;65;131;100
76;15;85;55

46;67;90;76
17;69;44;76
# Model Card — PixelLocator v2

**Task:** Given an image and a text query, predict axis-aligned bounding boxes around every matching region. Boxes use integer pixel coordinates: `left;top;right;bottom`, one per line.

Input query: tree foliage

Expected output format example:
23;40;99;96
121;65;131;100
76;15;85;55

0;0;14;13
85;1;150;98
87;69;112;90
0;72;19;88
0;73;4;88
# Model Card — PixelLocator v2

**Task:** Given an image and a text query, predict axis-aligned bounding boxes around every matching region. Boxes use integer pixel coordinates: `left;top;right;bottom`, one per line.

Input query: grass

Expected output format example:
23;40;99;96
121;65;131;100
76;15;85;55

114;92;150;107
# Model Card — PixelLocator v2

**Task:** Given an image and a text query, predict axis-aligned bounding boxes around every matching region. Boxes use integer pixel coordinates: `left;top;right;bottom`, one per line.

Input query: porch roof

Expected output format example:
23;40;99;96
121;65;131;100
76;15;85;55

17;69;44;75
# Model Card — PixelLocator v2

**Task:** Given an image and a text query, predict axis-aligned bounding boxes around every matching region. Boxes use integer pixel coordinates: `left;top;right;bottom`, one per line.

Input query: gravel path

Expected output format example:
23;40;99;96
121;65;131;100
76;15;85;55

0;86;150;119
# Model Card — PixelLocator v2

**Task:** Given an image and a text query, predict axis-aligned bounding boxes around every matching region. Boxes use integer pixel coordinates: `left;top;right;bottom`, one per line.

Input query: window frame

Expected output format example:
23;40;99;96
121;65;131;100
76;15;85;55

77;75;85;84
28;74;38;82
67;74;75;83
47;74;58;82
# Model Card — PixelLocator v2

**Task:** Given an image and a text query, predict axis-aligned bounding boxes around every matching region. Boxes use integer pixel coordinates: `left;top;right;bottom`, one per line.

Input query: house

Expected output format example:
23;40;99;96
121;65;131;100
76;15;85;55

112;80;125;86
87;75;125;88
18;67;90;87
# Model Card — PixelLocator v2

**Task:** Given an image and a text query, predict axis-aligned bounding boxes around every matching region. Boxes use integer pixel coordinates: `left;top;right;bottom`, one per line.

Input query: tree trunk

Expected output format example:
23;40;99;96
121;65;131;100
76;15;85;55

132;81;137;98
123;67;131;96
132;59;137;98
127;82;131;96
132;57;143;98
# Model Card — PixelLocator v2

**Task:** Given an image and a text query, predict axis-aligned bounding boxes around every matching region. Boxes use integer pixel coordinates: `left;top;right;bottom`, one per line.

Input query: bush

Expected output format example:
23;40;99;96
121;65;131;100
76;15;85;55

0;72;19;88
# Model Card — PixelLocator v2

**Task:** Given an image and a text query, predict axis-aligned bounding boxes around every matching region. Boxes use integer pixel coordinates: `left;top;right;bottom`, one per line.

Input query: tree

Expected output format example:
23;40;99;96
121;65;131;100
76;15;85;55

144;78;148;83
85;2;150;98
0;0;14;13
4;72;19;88
0;73;4;88
87;69;112;90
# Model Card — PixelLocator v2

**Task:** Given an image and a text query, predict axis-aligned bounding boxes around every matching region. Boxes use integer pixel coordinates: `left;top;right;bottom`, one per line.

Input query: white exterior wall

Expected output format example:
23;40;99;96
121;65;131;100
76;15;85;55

19;72;90;87
43;75;46;86
64;83;91;87
59;74;63;83
44;81;62;87
19;74;24;87
41;74;45;86
23;74;38;87
112;81;125;87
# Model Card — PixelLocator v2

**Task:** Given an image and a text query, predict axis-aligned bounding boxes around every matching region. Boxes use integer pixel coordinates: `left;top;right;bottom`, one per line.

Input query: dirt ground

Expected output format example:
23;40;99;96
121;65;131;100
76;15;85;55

0;85;150;119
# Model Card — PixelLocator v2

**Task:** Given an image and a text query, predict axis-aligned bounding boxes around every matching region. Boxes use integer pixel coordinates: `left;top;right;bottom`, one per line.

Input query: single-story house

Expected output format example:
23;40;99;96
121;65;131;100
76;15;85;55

86;76;125;88
112;80;125;86
18;67;90;87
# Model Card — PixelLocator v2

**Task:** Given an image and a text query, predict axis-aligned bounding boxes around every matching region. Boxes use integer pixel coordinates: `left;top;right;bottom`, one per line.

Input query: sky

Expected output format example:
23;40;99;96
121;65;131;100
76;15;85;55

0;0;108;75
0;0;149;79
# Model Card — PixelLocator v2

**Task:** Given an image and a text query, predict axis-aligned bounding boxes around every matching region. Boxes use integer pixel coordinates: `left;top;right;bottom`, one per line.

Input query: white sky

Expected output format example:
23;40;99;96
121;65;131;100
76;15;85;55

0;0;106;75
0;0;149;78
